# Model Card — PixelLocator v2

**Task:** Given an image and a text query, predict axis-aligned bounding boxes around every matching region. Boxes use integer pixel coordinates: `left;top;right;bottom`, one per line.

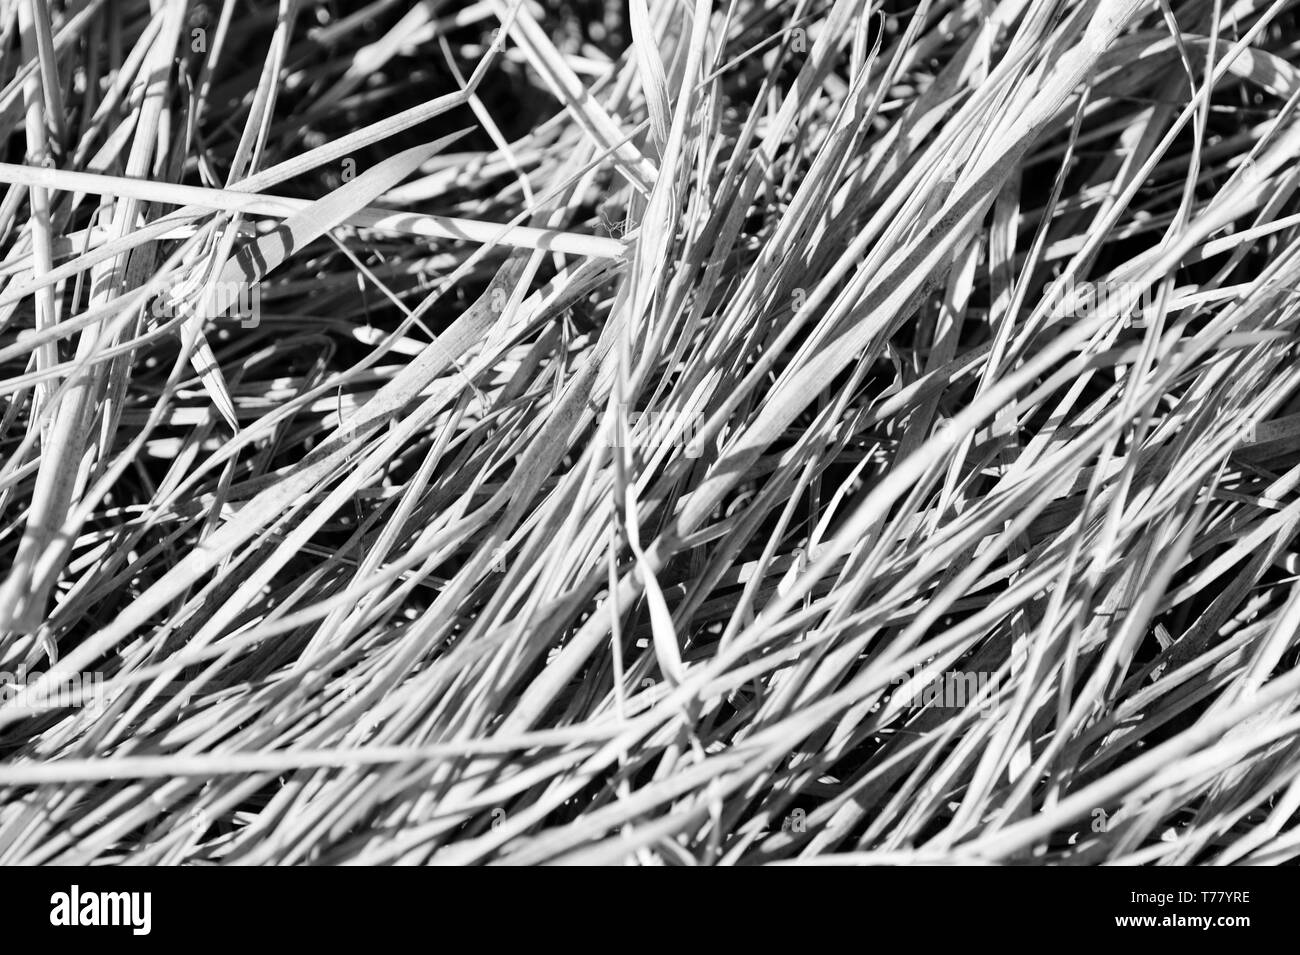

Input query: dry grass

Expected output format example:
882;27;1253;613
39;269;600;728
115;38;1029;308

2;0;1300;865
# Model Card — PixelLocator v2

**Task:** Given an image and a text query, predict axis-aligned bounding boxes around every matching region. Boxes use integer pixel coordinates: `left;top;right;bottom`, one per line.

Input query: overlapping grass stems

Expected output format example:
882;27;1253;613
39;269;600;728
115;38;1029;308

0;0;1299;865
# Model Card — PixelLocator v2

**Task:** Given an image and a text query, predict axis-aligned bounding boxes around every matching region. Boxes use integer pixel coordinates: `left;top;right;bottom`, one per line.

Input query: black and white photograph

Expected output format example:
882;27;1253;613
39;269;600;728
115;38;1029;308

0;0;1292;919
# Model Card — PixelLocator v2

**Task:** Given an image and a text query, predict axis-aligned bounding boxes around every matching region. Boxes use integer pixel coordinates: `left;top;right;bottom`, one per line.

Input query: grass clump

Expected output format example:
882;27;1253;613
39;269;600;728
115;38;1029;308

2;0;1300;865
